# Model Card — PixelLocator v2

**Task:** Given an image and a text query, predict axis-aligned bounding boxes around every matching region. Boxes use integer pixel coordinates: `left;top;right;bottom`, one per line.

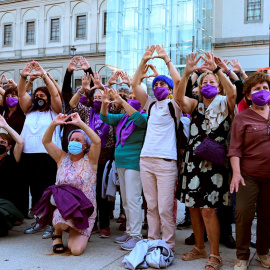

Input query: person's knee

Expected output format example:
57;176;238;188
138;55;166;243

70;245;86;256
201;208;216;219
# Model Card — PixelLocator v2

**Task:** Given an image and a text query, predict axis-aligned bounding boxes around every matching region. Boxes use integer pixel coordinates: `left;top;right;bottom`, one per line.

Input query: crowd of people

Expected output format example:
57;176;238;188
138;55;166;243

0;45;269;270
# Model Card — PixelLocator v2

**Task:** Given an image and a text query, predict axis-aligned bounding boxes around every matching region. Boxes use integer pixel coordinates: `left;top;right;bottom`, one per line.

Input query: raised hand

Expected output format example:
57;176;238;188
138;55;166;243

147;64;159;77
90;72;104;90
141;65;150;80
52;113;70;126
32;61;46;76
109;88;123;105
107;71;120;87
214;57;230;73
184;52;202;75
152;44;169;61
142;45;156;62
5;78;17;87
0;115;8;128
21;62;34;77
66;112;83;126
101;88;112;106
200;52;218;72
67;56;81;73
81;72;91;91
118;71;131;86
79;57;90;71
230;58;243;73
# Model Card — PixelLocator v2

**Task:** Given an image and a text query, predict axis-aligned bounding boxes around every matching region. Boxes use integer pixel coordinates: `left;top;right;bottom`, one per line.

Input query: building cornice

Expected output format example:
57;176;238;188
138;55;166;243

0;0;29;5
0;52;106;63
214;35;269;48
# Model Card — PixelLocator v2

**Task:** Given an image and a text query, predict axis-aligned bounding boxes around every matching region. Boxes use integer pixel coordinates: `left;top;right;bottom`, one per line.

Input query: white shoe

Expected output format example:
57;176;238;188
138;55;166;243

234;259;248;270
256;253;270;268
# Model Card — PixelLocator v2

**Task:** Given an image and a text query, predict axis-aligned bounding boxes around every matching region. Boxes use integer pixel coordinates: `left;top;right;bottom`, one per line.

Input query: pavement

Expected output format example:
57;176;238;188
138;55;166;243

0;197;262;270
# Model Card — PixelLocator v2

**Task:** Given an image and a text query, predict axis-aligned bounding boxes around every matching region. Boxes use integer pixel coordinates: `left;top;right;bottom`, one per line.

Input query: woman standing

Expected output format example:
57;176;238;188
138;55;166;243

175;52;236;270
228;72;270;270
100;88;147;250
18;61;62;238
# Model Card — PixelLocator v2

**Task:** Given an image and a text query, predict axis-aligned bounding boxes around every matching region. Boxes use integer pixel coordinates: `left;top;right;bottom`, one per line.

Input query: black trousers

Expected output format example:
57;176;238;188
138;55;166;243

95;163;111;229
21;153;57;213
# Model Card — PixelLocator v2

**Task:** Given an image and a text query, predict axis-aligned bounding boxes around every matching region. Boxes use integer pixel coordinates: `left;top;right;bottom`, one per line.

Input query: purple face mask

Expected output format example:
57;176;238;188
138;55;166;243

153;87;169;101
127;99;141;111
251;90;270;107
93;100;102;111
6;97;18;108
79;96;88;105
200;84;218;99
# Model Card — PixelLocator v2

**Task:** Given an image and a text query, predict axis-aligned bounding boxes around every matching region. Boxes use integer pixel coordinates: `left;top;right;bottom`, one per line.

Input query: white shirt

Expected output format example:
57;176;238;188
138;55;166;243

140;96;182;160
21;109;62;153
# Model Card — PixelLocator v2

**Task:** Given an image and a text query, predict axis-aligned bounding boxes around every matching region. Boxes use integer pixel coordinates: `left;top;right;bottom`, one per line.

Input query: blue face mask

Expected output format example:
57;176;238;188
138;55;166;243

68;141;83;155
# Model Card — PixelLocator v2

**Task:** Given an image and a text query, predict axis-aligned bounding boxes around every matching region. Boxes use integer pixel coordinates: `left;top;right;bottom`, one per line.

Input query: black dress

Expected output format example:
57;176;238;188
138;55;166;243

176;101;231;208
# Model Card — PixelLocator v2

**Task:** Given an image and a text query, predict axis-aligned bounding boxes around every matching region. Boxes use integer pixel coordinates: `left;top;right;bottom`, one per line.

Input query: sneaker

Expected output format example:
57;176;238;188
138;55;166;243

99;227;110;238
185;232;208;245
120;237;141;251
115;233;131;244
176;219;191;230
220;235;236;249
42;225;54;239
234;259;248;270
256;253;270;268
24;221;44;234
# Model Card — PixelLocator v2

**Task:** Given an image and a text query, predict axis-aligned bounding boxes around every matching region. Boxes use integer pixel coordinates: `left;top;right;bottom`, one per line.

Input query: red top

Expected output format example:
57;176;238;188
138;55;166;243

228;108;270;177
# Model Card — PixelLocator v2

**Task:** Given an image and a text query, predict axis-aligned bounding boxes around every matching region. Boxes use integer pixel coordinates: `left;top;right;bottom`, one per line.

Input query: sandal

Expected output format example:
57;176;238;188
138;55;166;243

116;214;126;223
182;247;207;261
205;254;222;270
52;235;64;254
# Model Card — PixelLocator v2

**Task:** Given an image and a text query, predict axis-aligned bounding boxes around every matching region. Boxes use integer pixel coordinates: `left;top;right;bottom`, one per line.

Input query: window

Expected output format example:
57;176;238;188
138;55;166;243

103;12;107;36
26;21;35;44
4;24;12;46
50;18;60;41
76;15;86;39
246;0;262;22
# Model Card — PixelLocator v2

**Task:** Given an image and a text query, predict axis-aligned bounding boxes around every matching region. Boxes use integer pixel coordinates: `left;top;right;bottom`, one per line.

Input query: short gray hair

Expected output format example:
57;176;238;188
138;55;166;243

67;129;92;151
118;86;130;94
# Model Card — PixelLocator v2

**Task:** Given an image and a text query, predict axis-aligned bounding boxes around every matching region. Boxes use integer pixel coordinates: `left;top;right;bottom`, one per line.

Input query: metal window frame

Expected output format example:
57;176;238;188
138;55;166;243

244;0;263;23
25;20;36;45
50;17;61;42
3;23;13;47
75;13;87;40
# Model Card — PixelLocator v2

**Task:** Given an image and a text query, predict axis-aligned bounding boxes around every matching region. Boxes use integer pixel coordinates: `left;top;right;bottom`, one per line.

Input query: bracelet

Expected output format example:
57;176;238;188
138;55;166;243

77;90;84;96
226;69;231;76
240;70;245;76
41;72;47;79
166;59;171;65
213;66;221;74
20;74;27;79
195;70;202;77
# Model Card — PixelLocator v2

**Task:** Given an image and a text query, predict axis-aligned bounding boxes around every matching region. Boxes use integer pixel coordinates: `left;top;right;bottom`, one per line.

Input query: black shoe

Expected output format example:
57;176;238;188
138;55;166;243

176;219;191;230
220;235;236;249
185;232;208;245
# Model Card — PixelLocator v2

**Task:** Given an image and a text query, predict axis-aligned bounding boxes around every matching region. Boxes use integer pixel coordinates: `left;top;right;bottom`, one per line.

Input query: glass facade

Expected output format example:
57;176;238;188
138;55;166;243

105;0;213;90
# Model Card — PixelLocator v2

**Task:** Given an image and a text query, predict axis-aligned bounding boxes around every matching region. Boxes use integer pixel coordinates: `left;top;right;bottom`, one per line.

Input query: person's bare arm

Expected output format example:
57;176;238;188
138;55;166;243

42;113;67;164
230;156;245;193
18;62;34;113
131;45;156;107
0;115;24;162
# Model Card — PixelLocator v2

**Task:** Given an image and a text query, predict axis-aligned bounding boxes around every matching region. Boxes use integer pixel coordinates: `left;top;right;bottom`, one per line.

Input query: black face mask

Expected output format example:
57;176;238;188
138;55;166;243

0;144;7;155
34;97;47;109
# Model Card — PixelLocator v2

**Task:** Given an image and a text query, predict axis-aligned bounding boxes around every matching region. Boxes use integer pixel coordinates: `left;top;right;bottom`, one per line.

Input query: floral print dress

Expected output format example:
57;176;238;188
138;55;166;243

177;102;231;208
52;154;97;237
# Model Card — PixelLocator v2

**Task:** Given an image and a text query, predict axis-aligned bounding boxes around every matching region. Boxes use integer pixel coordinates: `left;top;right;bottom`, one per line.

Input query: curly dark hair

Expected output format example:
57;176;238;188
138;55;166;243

243;72;270;96
31;86;51;112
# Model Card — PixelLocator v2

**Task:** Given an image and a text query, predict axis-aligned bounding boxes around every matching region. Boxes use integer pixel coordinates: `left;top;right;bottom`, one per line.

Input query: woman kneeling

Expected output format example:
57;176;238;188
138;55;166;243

42;112;101;255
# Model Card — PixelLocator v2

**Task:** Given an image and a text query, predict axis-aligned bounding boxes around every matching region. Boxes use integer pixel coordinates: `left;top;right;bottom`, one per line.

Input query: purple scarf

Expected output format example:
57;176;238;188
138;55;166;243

115;100;142;147
89;101;110;148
